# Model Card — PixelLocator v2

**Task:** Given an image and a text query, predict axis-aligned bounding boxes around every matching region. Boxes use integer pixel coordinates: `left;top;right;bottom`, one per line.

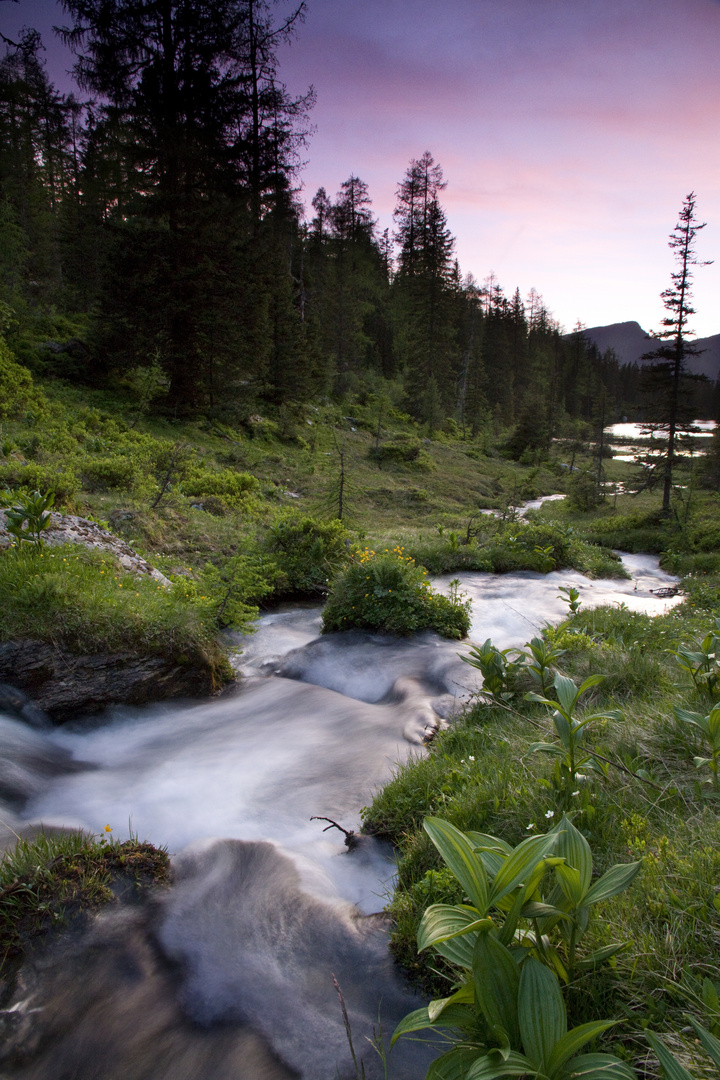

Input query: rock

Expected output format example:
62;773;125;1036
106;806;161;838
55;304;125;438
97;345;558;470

0;511;170;586
0;642;220;723
0;684;52;730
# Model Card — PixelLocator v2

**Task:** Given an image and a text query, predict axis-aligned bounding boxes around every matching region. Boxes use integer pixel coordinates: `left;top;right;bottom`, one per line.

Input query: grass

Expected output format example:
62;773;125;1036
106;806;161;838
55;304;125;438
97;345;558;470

0;545;232;688
361;590;720;1073
0;828;169;987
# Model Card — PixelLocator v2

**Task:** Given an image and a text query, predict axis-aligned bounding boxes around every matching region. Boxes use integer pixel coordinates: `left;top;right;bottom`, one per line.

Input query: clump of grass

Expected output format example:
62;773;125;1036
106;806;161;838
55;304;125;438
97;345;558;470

0;828;170;974
0;544;232;687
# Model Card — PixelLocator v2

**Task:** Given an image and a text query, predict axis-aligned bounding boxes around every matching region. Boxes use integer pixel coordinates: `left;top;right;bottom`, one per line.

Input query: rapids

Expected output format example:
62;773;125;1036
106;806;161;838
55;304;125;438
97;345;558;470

0;555;682;1079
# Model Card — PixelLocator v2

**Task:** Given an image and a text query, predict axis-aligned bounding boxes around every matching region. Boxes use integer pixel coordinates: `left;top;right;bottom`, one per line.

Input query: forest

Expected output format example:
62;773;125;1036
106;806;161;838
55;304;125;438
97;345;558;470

0;1;713;447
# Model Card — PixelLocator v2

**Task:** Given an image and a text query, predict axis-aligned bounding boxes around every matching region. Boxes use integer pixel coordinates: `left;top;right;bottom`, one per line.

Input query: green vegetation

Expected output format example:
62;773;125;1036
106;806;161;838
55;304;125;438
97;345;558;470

363;589;720;1076
322;546;471;638
0;828;169;978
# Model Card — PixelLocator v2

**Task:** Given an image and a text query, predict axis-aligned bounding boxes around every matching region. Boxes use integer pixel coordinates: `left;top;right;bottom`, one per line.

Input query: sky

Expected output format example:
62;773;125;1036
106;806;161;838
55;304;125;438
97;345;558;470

2;0;720;336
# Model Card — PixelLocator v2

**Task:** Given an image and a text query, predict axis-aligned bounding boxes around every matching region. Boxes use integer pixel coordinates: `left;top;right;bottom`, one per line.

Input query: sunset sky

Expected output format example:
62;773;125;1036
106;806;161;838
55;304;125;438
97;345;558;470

3;0;720;336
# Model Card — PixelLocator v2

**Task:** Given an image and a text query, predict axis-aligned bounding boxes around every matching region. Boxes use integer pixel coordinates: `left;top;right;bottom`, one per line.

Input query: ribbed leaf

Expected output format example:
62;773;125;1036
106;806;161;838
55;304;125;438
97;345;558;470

469;832;513;855
428;980;474;1022
688;1018;720;1068
529;741;564;757
554;673;580;716
582;862;641;907
708;706;720;744
577;674;606;698
644;1033;694;1080
427;1047;486;1080
546;1021;617;1074
436;930;477;969
489;833;559;906
473;932;521;1048
425;817;489;913
466;1050;538;1079
673;706;704;727
522;901;572;921
518;957;567;1070
418;904;491;952
391;1007;432;1046
574;942;629;970
554;863;584;906
560;1052;638;1079
550;815;592;893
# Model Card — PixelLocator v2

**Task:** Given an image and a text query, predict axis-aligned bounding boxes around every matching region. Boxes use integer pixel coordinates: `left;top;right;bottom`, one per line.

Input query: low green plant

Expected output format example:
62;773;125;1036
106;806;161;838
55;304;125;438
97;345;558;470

526;673;620;797
524;635;567;696
262;513;352;596
667;619;720;699
391;815;639;1080
462;638;526;700
558;585;582;615
3;488;55;547
673;703;720;792
646;1018;720;1079
322;546;471;639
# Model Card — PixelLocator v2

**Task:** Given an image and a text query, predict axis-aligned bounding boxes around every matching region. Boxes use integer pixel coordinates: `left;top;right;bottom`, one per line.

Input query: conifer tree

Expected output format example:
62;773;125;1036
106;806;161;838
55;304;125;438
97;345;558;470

640;192;711;513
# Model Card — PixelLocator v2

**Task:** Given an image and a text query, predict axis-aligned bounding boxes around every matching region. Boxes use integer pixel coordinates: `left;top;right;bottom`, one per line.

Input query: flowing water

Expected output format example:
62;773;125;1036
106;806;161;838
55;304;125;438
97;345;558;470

0;555;682;1079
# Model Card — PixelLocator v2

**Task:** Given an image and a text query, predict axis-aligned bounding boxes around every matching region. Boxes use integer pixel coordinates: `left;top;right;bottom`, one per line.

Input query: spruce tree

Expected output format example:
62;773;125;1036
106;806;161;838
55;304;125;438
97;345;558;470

640;192;711;513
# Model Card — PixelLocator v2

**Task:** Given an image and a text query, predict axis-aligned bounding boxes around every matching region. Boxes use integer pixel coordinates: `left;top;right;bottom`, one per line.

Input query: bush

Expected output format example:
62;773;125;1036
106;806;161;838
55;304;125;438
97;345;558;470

180;467;259;507
321;546;471;638
263;513;352;596
0;337;41;419
0;460;80;506
81;455;138;492
371;439;436;471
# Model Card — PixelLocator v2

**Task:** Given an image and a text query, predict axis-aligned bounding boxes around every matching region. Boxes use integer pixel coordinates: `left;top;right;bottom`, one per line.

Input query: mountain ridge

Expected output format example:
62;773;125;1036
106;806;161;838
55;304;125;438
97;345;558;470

569;320;720;382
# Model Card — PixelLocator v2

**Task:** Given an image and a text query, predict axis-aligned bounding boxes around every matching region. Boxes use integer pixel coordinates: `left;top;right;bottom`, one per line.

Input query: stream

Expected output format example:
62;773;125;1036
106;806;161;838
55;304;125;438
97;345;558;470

0;554;682;1080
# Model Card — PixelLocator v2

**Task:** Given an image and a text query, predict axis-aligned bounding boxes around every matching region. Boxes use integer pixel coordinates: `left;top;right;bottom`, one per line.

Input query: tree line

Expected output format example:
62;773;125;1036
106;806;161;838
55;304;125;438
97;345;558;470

0;1;710;454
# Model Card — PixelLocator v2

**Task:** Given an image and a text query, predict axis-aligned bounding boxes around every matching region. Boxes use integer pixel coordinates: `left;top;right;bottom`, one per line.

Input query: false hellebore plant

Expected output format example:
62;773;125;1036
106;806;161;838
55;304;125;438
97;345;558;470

392;815;640;1080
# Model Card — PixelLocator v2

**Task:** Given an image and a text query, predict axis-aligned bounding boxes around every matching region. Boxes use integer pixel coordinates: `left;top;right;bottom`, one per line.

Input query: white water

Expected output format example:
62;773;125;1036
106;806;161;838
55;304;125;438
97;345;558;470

0;555;682;1079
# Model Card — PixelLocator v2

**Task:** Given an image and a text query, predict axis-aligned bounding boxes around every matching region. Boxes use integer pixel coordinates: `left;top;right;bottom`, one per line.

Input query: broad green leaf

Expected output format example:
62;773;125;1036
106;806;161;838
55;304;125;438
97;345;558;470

549;816;592;893
391;1007;432;1046
418;904;492;953
687;1018;720;1068
553;710;572;747
554;673;580;716
673;706;704;727
436;929;478;969
574;942;629;970
466;1050;538;1079
707;706;720;742
522;901;572;921
469;832;513;855
582;862;641;907
427;1047;486;1080
489;833;559;906
526;691;555;707
701;977;720;1013
428;980;475;1022
473;932;521;1048
518;957;567;1071
644;1033;694;1080
560;1052;637;1079
576;674;606;698
498;883;532;947
554;863;584;906
529;741;564;757
425;817;490;913
546;1021;617;1074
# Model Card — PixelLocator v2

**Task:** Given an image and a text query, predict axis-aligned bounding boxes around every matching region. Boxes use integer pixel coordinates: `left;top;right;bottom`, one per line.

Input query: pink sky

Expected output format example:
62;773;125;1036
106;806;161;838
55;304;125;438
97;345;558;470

4;0;720;335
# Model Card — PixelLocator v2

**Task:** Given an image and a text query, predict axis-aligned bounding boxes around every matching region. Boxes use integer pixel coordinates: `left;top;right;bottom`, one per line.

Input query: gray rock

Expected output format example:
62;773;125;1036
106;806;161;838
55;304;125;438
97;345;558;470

0;642;220;723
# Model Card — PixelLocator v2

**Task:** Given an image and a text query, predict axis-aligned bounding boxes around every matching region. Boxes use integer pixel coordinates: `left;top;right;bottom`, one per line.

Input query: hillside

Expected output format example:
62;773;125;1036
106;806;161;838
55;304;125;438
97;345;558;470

578;320;720;382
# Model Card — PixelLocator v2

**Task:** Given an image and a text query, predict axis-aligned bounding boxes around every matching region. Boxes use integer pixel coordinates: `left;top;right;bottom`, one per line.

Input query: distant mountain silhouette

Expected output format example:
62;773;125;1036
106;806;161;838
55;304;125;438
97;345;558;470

570;321;720;382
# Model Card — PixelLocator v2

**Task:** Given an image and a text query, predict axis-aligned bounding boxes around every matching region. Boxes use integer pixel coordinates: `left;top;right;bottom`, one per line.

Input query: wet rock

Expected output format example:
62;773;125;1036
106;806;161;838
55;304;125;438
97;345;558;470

0;643;219;723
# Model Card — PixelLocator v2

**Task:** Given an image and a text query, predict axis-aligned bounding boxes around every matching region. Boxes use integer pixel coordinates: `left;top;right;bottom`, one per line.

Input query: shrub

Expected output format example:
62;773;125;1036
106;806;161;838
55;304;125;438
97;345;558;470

263;513;352;596
81;455;138;492
180;467;259;507
0;460;80;505
0;337;41;419
321;546;471;638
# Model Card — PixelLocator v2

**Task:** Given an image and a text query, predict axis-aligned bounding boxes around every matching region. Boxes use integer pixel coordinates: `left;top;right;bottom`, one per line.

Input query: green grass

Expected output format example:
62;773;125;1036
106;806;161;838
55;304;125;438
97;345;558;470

361;592;720;1070
0;545;231;686
0;829;169;980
